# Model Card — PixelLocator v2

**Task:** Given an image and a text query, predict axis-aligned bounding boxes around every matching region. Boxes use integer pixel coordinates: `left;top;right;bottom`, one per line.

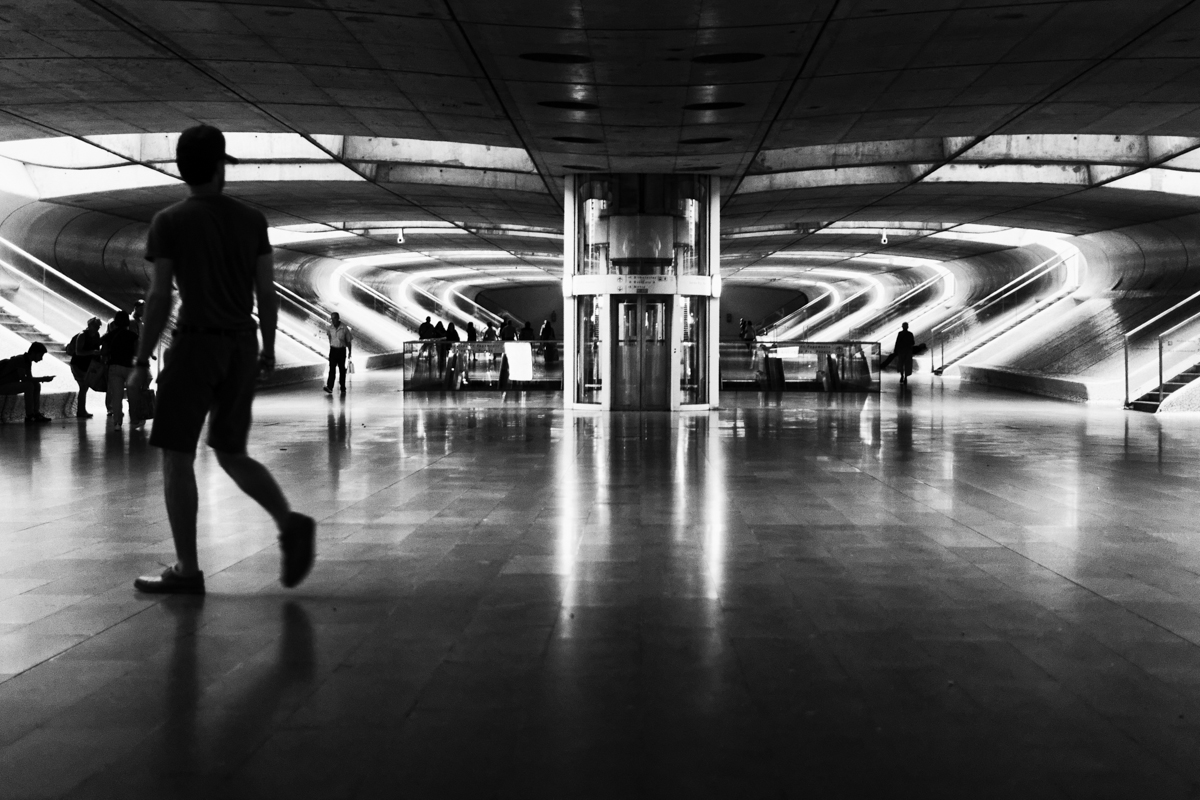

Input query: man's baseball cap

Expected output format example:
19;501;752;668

176;124;239;185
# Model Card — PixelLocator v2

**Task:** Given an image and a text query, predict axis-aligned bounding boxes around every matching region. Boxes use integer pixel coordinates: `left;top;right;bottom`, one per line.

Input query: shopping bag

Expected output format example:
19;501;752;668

129;388;156;420
347;358;355;374
84;358;107;391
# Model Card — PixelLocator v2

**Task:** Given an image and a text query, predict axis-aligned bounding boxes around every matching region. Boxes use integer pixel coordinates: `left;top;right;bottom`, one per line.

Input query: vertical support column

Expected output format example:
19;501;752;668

562;175;577;409
598;295;611;410
709;177;721;408
669;294;683;411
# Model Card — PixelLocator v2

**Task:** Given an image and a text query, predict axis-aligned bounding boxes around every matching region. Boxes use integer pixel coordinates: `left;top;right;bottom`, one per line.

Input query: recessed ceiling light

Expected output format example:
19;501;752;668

691;53;764;64
677;165;719;171
683;101;745;111
562;163;604;171
554;136;603;144
538;100;599;110
680;137;731;145
520;52;592;64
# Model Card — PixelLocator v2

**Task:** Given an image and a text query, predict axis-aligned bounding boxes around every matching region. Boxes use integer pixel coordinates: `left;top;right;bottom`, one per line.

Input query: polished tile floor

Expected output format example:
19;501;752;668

2;373;1200;798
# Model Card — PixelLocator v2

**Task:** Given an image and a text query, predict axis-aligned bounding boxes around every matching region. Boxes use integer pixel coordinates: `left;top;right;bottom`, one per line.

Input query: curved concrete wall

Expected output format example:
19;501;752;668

0;193;150;309
818;243;1062;347
6;186;1200;404
273;251;416;353
958;213;1200;403
1072;215;1200;296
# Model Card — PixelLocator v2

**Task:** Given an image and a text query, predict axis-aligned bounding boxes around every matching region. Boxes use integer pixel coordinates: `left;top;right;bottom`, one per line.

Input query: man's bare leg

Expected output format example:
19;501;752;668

215;450;314;588
163;449;200;575
214;450;290;527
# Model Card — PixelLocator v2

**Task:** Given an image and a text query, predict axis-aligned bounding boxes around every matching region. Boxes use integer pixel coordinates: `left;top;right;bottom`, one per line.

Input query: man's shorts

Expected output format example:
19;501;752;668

150;329;260;454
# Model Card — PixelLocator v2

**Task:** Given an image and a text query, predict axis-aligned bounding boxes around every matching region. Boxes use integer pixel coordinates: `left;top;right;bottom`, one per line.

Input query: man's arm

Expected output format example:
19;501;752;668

128;258;174;388
255;252;278;376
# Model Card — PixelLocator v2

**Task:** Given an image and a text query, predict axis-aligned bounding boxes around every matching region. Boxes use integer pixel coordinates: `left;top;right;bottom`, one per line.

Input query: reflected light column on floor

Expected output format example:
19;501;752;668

703;411;726;600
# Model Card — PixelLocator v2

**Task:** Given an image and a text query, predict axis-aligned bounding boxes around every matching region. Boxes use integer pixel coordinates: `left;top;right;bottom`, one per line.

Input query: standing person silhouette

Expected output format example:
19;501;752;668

894;322;916;385
68;317;102;419
541;319;558;365
323;311;352;395
130;124;315;595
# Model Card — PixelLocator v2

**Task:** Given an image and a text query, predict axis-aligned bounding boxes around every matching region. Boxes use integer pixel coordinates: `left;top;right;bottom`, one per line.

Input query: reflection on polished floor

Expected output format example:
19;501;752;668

2;372;1200;798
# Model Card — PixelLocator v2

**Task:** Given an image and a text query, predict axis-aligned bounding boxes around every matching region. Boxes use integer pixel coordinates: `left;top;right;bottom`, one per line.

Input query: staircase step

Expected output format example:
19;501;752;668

1128;400;1161;412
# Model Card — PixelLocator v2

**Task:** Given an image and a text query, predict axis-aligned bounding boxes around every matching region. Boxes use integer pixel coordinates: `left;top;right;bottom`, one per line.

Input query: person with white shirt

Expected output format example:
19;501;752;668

323;312;353;394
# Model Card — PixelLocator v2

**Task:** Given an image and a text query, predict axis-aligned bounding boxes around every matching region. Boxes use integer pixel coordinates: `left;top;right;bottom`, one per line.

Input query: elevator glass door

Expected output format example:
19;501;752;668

612;295;670;409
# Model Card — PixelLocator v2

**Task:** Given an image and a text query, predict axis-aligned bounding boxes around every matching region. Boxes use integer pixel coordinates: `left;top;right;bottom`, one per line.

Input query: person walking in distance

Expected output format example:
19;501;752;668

323;311;353;395
894;322;916;385
130;124;315;594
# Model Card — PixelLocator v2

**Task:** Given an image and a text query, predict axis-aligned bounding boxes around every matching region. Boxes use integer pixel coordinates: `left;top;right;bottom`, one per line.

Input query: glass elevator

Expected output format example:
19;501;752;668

563;174;720;410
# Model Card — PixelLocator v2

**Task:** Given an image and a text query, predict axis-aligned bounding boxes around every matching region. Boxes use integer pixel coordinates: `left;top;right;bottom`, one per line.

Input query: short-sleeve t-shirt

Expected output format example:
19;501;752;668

145;195;271;331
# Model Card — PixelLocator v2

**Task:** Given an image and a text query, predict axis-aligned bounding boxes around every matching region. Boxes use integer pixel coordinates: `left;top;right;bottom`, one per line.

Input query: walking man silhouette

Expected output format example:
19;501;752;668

131;124;315;594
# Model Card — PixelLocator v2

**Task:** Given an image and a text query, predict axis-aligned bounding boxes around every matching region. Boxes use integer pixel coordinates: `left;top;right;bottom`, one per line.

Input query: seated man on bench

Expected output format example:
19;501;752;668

0;342;54;424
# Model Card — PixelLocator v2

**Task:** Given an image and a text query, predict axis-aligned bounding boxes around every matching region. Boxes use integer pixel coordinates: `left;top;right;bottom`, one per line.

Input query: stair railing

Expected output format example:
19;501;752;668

932;252;1068;372
0;257;120;346
849;272;946;341
343;273;425;330
757;290;833;340
1123;287;1200;407
1149;309;1200;407
0;236;119;319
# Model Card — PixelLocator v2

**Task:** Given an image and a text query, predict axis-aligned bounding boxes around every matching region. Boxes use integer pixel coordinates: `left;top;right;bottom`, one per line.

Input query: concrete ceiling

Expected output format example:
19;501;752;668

3;0;1200;287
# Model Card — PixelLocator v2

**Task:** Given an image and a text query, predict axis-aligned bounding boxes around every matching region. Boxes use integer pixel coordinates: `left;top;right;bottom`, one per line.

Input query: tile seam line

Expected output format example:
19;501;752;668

853;463;1200;649
841;464;1200;737
0;596;166;683
311;458;459;522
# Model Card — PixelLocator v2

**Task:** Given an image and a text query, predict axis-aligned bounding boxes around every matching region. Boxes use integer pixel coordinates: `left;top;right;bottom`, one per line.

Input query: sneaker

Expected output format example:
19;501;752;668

134;565;206;595
76;412;93;419
131;420;146;431
24;414;50;424
322;386;333;394
279;513;316;588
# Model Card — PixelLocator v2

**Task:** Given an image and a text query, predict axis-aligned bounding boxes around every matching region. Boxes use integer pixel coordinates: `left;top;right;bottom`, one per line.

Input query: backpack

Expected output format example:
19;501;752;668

65;333;80;357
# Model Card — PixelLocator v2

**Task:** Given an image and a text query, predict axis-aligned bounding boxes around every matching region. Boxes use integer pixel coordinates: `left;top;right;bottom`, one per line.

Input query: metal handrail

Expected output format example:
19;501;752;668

1156;309;1200;406
933;253;1069;372
932;252;1065;336
757;290;833;340
343;274;426;331
788;284;875;340
0;236;120;313
1123;290;1200;407
274;282;326;320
